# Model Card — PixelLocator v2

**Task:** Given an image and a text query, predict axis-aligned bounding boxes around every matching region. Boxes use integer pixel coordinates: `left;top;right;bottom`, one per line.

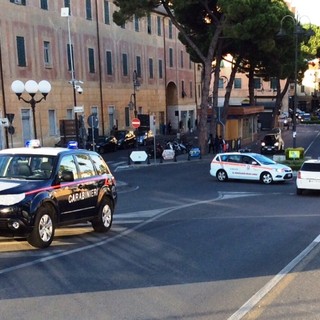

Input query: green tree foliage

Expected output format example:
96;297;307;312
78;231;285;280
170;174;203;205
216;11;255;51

301;25;320;58
113;0;224;153
113;0;319;150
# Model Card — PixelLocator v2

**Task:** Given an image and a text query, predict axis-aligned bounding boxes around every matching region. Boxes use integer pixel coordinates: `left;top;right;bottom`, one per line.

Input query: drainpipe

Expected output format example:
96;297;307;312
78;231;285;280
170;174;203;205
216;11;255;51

95;0;105;135
163;15;168;125
0;39;8;148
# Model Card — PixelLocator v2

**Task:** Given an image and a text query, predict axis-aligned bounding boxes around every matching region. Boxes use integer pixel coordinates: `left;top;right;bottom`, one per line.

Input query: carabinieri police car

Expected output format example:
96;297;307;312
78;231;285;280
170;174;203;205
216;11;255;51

0;140;117;248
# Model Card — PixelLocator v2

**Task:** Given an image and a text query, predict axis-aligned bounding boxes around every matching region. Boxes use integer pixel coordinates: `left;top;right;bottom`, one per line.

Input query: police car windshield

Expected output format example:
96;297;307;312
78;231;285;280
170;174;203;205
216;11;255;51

252;154;275;165
0;155;55;180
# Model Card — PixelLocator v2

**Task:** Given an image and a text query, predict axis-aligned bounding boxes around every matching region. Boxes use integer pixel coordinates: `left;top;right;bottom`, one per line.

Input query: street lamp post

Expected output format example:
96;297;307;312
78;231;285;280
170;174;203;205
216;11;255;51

278;15;314;148
132;70;140;118
61;7;83;146
128;70;140;148
11;80;51;140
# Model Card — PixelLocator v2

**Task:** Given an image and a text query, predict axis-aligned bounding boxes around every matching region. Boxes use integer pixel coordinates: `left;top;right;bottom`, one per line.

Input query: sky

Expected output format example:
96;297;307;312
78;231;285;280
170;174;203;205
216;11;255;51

289;0;320;26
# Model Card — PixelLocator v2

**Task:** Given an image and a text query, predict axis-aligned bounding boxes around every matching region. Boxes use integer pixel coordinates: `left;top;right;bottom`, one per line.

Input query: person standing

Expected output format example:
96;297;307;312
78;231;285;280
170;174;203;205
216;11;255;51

214;135;219;154
218;135;225;153
208;134;214;153
167;121;172;135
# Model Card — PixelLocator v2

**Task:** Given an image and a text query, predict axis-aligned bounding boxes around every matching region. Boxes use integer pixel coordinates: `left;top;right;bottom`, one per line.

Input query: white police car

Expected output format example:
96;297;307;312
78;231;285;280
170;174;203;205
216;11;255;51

0;140;117;248
210;152;293;184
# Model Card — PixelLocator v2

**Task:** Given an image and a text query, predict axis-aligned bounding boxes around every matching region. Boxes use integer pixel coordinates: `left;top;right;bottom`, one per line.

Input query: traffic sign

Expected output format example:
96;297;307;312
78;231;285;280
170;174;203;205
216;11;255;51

162;149;175;160
0;118;9;127
131;118;140;128
74;105;84;113
130;151;148;162
87;114;99;128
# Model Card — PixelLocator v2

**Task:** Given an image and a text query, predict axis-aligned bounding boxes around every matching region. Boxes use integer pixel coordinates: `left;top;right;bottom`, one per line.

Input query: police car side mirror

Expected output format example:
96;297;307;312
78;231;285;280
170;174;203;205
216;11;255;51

60;170;74;182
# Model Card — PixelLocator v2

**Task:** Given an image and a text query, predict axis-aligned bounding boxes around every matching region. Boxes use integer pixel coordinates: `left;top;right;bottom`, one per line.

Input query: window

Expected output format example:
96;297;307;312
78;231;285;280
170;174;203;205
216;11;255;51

168;20;173;39
40;0;48;10
134;15;139;32
136;56;141;78
88;48;95;73
189;81;193;98
182;81;186;97
64;0;71;15
158;59;163;79
86;0;92;20
270;78;277;90
43;41;51;66
59;155;78;180
122;53;128;76
106;51;112;75
149;58;153;79
16;36;26;67
90;153;109;175
91;105;98;115
254;78;261;89
218;78;224;89
10;0;26;5
234;78;242;89
169;48;173;67
125;107;130;127
147;14;152;34
180;50;184;68
227;155;241;163
104;1;110;24
75;154;95;178
48;110;56;136
157;16;162;36
67;109;73;119
67;43;74;71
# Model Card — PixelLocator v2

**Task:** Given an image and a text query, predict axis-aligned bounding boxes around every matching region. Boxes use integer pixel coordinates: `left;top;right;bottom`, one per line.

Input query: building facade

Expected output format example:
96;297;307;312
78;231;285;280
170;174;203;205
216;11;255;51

0;0;198;148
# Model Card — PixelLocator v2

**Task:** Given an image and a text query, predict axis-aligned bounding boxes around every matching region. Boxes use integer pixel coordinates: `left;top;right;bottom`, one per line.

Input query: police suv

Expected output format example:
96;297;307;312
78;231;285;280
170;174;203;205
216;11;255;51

0;141;117;248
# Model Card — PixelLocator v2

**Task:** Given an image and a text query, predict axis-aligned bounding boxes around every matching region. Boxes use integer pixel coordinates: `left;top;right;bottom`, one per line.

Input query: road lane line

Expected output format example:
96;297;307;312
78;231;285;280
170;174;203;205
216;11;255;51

228;234;320;320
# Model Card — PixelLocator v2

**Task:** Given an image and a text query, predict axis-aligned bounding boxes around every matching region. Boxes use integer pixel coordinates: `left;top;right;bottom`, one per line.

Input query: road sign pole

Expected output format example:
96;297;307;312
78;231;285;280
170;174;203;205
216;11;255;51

131;118;141;150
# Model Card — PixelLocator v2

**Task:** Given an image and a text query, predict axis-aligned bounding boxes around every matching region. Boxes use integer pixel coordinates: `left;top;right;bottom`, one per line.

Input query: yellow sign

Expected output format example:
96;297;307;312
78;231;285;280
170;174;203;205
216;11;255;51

289;150;300;159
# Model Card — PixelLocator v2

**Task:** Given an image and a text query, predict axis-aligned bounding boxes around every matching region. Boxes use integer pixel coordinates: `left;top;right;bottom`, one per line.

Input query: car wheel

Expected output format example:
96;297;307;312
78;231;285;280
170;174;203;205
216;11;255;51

296;188;303;195
27;205;55;248
216;169;228;182
92;197;113;232
260;172;273;184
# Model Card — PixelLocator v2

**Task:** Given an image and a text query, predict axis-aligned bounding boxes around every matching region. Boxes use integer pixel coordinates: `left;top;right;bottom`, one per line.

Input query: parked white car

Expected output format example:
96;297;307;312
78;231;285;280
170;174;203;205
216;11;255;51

210;152;293;184
296;159;320;195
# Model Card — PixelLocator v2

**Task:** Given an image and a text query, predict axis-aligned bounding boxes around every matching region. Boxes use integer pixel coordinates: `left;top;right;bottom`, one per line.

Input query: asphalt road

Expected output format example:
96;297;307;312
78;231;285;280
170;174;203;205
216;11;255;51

0;124;320;319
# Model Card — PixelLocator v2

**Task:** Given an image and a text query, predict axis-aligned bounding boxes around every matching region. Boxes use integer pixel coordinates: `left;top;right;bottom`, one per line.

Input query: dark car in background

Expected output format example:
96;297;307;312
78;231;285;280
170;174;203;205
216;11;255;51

114;130;136;149
136;129;154;146
299;113;311;122
261;130;285;154
87;136;117;154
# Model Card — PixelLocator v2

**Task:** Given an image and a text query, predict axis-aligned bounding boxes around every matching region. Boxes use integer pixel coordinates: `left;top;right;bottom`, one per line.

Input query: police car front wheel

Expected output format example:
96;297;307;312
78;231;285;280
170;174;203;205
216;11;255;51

92;198;113;232
27;206;55;248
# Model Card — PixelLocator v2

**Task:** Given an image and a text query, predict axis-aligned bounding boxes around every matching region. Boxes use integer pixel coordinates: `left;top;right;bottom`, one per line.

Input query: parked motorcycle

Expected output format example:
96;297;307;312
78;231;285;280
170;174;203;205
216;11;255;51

146;143;164;159
166;140;190;155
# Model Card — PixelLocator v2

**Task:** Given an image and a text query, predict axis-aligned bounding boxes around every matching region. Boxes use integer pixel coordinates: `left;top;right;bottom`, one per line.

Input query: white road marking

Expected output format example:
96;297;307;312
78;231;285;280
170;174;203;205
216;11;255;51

228;234;320;320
